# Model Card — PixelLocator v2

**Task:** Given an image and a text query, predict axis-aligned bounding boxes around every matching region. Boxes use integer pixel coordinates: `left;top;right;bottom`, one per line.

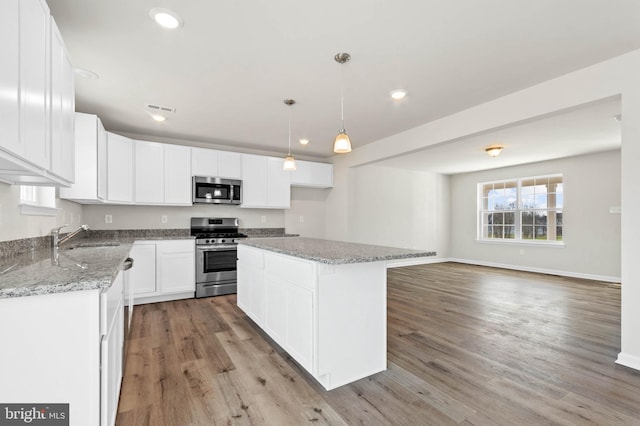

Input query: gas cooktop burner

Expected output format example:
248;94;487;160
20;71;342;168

194;232;248;239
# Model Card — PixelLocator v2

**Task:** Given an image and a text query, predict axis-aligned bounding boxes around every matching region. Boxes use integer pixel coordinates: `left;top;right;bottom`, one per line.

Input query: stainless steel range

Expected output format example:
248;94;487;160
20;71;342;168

192;217;247;298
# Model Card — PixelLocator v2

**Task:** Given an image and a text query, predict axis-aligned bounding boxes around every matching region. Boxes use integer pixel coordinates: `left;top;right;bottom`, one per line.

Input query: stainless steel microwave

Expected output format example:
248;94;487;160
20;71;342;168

192;176;242;204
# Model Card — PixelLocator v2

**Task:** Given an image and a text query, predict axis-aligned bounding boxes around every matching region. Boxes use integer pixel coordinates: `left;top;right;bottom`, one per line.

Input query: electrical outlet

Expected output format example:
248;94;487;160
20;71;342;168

70;212;74;224
519;249;525;255
299;215;304;223
161;215;168;224
261;215;266;224
105;214;112;224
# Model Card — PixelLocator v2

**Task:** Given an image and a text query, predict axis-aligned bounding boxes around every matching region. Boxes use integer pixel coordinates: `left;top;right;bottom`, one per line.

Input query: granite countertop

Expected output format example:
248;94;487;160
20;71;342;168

239;237;436;265
0;243;132;299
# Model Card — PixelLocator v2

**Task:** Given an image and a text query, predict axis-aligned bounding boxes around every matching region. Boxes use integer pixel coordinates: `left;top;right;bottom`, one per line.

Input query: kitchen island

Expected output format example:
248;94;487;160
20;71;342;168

237;237;435;390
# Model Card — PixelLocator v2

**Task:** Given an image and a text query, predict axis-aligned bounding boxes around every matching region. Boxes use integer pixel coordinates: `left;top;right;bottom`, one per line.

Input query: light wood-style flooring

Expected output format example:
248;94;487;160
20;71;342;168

116;262;640;425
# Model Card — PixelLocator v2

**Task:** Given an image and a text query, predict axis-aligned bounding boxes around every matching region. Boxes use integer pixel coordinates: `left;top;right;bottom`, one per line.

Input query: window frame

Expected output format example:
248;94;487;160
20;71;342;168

19;185;58;216
477;174;564;247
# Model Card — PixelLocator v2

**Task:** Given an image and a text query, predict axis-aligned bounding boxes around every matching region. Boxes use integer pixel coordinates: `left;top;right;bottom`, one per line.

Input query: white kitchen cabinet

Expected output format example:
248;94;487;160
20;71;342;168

60;113;107;202
291;160;333;188
49;17;75;182
106;132;134;203
0;272;126;425
129;242;157;296
241;154;290;209
218;150;242;179
164;144;192;204
20;0;50;170
191;147;219;176
134;140;164;203
132;240;195;304
0;0;21;159
237;244;387;391
0;0;74;186
191;148;242;179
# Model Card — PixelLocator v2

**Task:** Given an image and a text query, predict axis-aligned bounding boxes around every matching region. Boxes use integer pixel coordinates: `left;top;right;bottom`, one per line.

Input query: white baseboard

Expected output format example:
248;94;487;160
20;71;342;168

386;256;442;268
616;353;640;371
417;257;621;283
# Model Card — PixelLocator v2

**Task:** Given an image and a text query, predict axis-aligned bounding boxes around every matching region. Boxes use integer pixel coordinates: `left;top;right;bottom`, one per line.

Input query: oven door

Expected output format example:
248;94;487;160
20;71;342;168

196;245;238;284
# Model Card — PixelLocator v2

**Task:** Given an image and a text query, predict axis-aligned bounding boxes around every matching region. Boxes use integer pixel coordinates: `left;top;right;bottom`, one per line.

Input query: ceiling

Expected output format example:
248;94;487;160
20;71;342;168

48;0;640;165
375;97;622;174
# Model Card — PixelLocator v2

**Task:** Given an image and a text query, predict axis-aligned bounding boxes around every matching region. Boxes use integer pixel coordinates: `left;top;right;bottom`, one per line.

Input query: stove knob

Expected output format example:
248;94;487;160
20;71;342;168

221;239;226;243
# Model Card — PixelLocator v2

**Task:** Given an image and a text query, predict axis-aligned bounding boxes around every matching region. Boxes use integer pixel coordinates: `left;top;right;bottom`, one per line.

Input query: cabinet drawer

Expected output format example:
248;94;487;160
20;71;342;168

264;252;314;289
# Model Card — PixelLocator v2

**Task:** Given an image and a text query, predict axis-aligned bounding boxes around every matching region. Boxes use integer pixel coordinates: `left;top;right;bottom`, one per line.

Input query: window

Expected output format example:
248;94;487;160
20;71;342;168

19;185;58;216
479;175;563;244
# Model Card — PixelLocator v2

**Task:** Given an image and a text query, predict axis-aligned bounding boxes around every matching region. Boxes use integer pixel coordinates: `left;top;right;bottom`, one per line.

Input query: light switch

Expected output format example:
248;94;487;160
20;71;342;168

105;214;112;224
161;215;168;223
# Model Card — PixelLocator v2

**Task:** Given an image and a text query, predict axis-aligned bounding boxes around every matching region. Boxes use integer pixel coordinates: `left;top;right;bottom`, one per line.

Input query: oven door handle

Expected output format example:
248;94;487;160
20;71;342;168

196;245;238;251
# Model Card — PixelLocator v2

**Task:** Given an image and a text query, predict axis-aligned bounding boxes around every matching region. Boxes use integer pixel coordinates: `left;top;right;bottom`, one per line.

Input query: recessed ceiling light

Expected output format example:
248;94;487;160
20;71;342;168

390;90;407;101
74;68;99;79
149;8;183;29
299;138;310;146
151;114;167;122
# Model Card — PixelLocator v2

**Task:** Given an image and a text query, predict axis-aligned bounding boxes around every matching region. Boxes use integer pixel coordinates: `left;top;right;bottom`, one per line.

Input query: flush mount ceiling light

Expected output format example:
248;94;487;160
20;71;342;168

333;52;352;154
283;99;297;171
149;8;183;29
299;138;310;146
390;89;407;101
485;146;504;157
74;68;99;79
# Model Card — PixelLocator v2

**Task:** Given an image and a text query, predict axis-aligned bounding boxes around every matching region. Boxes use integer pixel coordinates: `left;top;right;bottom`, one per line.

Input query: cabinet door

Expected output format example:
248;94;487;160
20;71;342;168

218;151;242;179
164;144;192;204
241;154;268;207
0;0;20;157
97;119;107;200
291;160;333;188
49;17;74;182
285;283;314;371
156;241;195;294
101;295;124;426
106;132;133;203
20;0;51;169
267;157;291;208
60;113;98;200
134;140;164;203
129;243;157;296
191;147;218;176
264;275;286;344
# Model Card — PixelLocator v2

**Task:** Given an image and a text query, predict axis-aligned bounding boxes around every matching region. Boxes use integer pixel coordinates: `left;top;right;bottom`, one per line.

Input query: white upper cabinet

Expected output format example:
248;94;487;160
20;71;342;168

191;148;242;179
291;160;333;188
217;151;242;179
59;113;104;202
191;147;218;176
134;140;164;203
20;0;50;170
241;154;290;209
49;17;75;182
0;0;20;158
106;132;134;203
164;144;192;204
0;0;74;186
134;140;191;205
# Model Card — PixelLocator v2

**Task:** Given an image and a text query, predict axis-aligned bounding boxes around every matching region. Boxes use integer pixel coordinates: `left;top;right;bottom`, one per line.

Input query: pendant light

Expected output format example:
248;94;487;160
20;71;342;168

333;52;352;154
283;99;297;171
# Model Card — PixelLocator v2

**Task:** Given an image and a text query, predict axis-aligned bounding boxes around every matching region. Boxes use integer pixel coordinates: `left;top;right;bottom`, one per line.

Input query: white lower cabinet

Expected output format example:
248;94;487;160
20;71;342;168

0;270;125;426
131;239;195;304
237;244;387;391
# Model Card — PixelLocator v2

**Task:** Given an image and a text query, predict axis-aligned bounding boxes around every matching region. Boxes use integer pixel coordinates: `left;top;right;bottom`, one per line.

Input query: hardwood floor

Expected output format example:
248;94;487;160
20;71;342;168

116;262;640;425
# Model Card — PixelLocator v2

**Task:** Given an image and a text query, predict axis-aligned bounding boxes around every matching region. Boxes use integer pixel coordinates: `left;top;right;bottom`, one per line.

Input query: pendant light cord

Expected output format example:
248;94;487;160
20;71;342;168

288;106;292;156
340;64;345;129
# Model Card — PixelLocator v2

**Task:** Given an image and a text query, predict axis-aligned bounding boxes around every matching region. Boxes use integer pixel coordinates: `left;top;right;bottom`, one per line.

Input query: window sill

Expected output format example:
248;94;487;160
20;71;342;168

19;203;59;217
477;239;565;248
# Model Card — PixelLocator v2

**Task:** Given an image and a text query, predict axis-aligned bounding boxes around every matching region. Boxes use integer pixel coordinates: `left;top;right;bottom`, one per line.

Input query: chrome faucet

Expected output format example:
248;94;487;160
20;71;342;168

51;224;89;264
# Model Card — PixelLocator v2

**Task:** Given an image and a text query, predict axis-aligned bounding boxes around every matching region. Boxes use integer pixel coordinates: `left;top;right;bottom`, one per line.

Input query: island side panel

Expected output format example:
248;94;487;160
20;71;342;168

316;261;387;390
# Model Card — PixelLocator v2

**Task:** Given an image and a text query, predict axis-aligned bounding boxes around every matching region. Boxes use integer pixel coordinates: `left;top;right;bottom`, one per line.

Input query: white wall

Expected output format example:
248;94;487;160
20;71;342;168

0;182;84;242
284;187;329;238
348;165;449;253
450;150;621;280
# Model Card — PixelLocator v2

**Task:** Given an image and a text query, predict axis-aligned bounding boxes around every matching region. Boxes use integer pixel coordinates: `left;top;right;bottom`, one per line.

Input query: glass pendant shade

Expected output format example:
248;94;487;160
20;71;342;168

333;129;352;153
283;155;297;171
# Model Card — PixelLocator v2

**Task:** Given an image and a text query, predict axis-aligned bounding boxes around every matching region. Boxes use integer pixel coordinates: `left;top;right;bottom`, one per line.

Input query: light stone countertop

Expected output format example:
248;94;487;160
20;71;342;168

239;237;436;265
0;243;133;299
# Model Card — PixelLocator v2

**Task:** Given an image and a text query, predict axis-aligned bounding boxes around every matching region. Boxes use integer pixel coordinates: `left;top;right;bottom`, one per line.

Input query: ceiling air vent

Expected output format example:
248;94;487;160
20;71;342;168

145;103;176;113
